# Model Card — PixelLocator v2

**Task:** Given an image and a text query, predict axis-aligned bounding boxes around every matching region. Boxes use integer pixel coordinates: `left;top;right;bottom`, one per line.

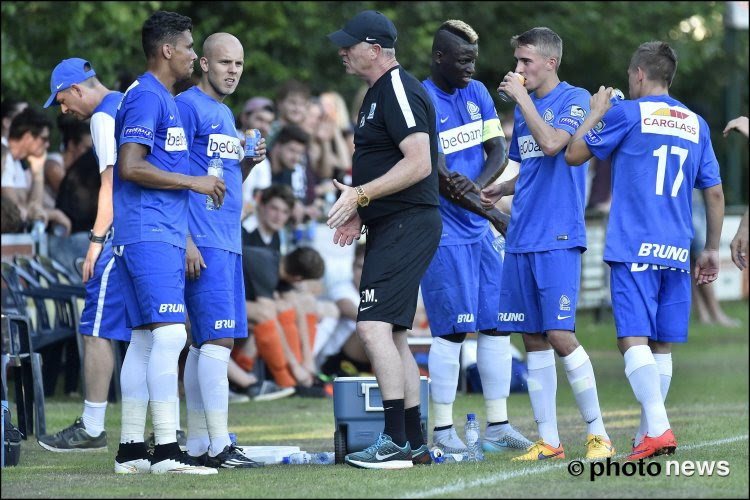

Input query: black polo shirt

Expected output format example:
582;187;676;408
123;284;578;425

352;65;439;223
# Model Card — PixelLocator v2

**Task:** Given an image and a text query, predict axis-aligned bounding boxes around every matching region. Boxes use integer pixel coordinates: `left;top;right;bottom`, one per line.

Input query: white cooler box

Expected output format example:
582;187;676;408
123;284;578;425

332;376;429;464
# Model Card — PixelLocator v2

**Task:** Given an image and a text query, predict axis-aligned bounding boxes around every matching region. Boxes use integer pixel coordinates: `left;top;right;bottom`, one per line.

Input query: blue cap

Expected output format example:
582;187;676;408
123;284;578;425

44;58;96;108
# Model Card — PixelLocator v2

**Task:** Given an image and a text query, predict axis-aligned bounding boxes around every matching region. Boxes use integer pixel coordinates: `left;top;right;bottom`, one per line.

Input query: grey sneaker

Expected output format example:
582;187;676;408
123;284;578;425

228;389;250;404
37;417;107;452
245;380;295;401
432;427;468;455
345;433;413;469
483;423;533;452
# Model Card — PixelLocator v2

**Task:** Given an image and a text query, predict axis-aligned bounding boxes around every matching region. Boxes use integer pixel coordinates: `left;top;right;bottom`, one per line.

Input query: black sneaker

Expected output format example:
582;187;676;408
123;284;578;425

205;444;264;469
37;417;107;452
150;445;217;475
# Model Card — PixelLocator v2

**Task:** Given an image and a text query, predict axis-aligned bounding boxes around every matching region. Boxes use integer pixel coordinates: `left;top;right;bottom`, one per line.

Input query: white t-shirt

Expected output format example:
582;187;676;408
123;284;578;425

1;137;29;189
90;111;116;173
242;157;272;211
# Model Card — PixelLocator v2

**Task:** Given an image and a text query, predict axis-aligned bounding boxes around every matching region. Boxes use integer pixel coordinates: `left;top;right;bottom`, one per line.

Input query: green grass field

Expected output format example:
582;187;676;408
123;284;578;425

2;301;748;498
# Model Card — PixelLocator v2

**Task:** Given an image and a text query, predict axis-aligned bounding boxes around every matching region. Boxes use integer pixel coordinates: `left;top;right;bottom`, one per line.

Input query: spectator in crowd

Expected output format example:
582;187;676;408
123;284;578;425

2;106;70;233
327;9;441;468
44;115;93;209
240;96;275;221
236;184;326;396
318;242;371;377
2;98;28;140
267;79;310;148
36;56;131;454
724;116;748;271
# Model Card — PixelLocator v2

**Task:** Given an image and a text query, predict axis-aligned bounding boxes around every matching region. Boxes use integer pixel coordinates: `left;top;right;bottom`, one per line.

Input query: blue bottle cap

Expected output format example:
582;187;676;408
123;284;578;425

281;456;290;464
467;413;476;420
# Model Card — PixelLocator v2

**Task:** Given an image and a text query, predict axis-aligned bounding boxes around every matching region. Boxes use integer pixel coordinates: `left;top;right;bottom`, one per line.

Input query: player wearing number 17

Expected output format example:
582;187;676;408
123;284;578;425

565;41;725;460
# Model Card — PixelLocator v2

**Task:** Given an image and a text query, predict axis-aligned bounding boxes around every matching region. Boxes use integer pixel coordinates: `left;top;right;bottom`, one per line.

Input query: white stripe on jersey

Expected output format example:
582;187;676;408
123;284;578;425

391;69;416;128
92;256;115;336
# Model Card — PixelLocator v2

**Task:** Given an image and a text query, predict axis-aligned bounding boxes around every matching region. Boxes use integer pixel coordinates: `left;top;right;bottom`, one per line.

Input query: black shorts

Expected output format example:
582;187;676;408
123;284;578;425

242;246;280;301
358;206;441;330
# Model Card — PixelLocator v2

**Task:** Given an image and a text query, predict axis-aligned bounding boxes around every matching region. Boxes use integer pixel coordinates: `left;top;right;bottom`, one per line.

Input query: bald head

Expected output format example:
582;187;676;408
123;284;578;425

198;32;245;101
203;32;243;60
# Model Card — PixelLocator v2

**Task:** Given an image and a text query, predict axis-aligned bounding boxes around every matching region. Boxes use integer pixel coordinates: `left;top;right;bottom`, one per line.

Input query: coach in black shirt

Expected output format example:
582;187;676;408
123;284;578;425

327;10;441;469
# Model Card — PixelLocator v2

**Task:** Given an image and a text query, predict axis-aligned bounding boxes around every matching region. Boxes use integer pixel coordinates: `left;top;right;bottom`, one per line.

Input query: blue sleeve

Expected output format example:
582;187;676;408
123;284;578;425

695;119;721;189
478;83;499;122
555;89;590;135
119;90;160;151
584;103;630;160
175;98;198;151
508;113;520;162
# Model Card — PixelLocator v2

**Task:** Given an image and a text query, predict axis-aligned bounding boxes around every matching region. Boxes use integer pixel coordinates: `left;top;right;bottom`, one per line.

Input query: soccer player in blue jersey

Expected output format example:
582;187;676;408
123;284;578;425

480;27;614;461
176;32;267;469
112;11;225;475
565;41;725;460
37;58;129;453
419;20;531;457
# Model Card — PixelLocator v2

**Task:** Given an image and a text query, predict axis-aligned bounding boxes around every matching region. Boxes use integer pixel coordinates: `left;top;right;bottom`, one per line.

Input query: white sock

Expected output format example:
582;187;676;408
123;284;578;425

624;345;670;438
199;344;231;456
147;324;187;446
82;400;107;437
175;399;182;431
478;334;511;423
119;329;151;443
527;349;560;448
184;345;209;456
636;352;673;444
561;346;608;439
653;353;673;401
428;337;463;428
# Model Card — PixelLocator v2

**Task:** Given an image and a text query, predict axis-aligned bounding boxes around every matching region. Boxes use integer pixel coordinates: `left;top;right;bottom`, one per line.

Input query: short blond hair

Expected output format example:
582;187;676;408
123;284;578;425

438;19;478;44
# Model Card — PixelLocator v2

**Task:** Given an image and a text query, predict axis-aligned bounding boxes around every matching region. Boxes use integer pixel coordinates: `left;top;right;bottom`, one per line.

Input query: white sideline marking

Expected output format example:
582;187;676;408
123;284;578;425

403;434;749;498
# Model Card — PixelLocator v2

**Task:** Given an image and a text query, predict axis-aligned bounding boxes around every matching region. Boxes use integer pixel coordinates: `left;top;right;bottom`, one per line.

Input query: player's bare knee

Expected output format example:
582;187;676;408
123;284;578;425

547;330;580;356
523;332;550;352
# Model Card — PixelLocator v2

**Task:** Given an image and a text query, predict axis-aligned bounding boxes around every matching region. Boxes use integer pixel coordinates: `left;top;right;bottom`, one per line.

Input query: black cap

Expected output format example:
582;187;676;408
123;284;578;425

327;10;397;49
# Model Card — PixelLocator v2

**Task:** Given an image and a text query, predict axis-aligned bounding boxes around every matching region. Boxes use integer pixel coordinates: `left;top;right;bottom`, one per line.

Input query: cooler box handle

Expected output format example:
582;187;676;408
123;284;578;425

361;383;383;412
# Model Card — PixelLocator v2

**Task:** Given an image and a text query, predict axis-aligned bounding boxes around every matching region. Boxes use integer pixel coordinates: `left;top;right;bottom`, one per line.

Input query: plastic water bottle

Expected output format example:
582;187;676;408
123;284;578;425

206;153;224;210
492;234;505;253
464;413;484;462
281;451;335;465
30;218;47;256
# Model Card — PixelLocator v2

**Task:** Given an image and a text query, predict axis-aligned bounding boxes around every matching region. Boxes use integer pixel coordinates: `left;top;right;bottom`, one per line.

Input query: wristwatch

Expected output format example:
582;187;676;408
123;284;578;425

355;185;370;207
88;230;106;243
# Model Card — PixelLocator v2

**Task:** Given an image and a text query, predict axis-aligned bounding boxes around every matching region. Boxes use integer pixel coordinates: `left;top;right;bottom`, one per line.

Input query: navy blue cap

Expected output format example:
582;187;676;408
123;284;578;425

328;10;397;49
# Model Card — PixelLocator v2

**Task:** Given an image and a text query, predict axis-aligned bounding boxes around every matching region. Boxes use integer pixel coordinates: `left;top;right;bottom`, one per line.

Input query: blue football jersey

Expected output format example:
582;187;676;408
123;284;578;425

584;95;721;270
507;82;590;253
176;86;243;255
113;72;190;248
423;79;503;245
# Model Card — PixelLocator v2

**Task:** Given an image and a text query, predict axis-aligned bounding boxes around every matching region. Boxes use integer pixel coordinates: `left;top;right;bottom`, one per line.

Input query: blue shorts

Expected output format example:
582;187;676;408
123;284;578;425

421;231;502;336
185;247;248;346
114;241;186;328
79;240;131;341
609;262;691;343
497;248;582;333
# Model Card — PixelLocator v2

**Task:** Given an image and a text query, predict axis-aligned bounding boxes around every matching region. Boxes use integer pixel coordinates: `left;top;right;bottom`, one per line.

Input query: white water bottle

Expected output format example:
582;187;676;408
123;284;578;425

464;413;484;462
281;451;335;465
206;152;224;210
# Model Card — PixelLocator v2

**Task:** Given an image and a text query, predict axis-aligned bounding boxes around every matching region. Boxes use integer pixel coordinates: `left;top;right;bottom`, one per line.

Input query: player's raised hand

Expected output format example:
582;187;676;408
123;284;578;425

694;249;720;285
589;86;613;119
192;175;226;208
